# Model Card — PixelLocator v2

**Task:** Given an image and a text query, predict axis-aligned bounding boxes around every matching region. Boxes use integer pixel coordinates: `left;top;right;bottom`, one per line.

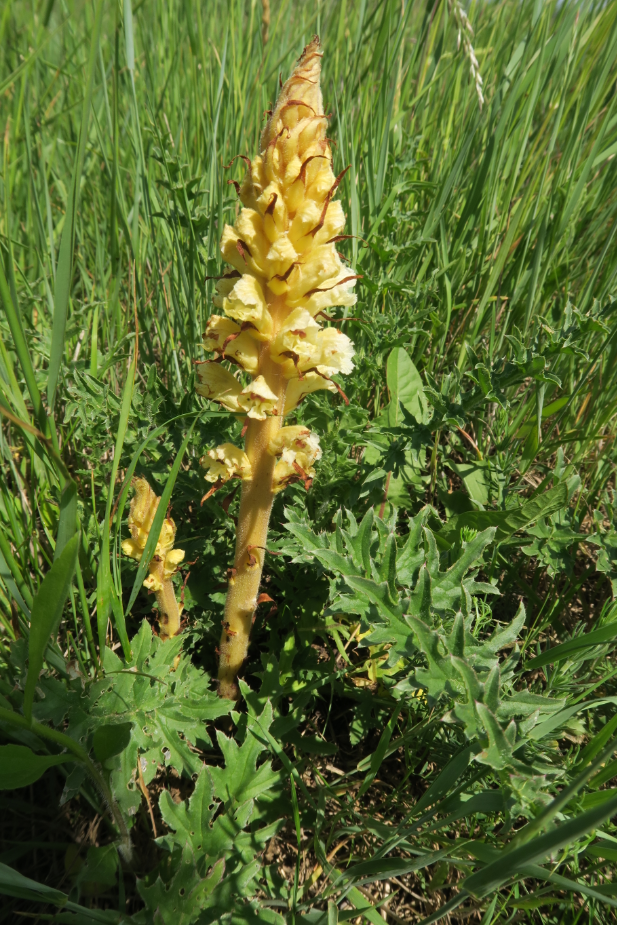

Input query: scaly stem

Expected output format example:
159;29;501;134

218;332;286;698
151;559;182;639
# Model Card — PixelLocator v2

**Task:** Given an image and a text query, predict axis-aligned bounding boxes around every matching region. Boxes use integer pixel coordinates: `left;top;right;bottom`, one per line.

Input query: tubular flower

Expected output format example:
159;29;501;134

222;275;273;341
201;443;252;485
238;375;278;420
269;426;322;492
196;362;243;411
198;38;358;699
122;478;185;640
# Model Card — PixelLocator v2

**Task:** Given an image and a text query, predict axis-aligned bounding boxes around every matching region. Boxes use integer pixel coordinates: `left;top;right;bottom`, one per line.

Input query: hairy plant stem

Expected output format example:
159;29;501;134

150;560;181;639
218;300;287;699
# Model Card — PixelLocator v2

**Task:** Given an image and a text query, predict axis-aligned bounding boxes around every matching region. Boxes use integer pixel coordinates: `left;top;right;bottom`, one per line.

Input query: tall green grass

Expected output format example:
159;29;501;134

0;0;615;920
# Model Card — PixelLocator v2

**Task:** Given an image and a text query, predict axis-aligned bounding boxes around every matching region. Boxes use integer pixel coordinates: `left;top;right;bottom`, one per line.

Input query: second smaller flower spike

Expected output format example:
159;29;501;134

122;478;185;640
202;443;252;485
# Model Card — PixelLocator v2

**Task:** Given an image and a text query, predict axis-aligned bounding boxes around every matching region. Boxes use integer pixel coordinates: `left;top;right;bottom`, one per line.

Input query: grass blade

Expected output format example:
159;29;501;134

463;796;618;899
47;0;104;409
24;534;79;722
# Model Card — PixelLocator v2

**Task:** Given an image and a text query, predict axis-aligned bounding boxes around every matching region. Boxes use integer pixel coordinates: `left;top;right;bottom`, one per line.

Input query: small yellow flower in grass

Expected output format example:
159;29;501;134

238;375;278;420
201;443;252;485
196;362;242;411
121;478;184;640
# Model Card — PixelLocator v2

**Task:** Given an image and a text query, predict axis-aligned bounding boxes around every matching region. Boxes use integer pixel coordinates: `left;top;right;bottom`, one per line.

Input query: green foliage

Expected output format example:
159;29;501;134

0;744;75;789
0;0;615;921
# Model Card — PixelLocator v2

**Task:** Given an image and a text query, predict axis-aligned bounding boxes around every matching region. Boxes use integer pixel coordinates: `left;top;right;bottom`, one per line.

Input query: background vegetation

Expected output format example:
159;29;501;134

0;0;615;922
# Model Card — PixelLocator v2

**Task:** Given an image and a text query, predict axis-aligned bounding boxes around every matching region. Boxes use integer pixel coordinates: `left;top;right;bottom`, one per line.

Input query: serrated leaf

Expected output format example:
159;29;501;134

396;507;434;585
378;533;398;601
431;528;496;611
137;850;225;925
475;703;514;770
352;507;374;575
210;704;281;805
158;767;282;863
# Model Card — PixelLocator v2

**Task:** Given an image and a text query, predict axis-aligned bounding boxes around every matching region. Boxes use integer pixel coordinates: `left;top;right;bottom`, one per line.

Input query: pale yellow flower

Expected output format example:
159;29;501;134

283;371;336;415
196;362;243;411
202;443;252;484
222;275;273;341
238;375;278;420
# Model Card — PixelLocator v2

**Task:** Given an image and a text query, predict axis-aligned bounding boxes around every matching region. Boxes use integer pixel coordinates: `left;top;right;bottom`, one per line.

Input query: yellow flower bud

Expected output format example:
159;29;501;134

213;272;241;309
267;425;321;460
269;426;322;492
222;330;260;373
283;371;337;415
203;315;240;353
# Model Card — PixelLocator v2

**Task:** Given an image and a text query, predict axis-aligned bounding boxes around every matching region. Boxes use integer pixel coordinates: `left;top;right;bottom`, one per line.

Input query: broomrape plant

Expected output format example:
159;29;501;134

0;2;615;921
197;38;357;698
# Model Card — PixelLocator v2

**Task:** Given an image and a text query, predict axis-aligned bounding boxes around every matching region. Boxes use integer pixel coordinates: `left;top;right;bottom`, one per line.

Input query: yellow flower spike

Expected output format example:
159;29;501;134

199;37;357;699
122;478;185;641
